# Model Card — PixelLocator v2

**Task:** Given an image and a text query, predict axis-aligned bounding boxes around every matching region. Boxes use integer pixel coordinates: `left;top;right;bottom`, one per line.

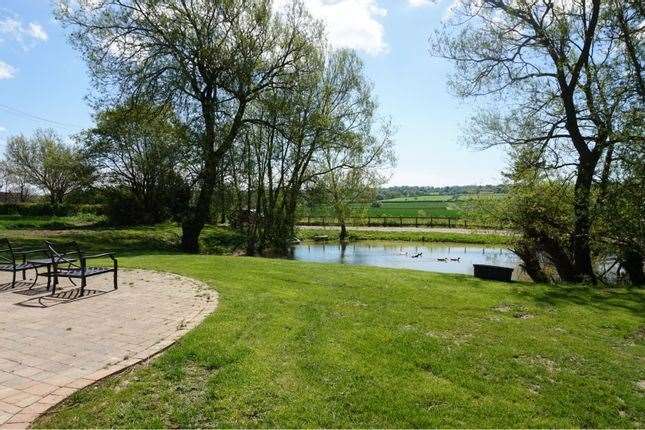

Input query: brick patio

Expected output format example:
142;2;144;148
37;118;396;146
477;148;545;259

0;269;218;428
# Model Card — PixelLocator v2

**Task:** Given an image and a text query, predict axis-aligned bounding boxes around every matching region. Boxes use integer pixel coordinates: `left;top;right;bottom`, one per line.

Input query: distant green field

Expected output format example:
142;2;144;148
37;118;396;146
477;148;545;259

381;193;505;203
383;194;451;202
303;203;462;219
301;193;506;227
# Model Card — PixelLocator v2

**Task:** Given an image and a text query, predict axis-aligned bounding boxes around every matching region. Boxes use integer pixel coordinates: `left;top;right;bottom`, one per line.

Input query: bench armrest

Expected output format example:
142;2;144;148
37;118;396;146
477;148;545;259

83;253;115;260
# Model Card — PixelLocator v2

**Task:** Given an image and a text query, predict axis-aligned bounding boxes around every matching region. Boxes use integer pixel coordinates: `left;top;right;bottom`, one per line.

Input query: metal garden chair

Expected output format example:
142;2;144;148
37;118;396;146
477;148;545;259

44;241;118;296
0;238;48;289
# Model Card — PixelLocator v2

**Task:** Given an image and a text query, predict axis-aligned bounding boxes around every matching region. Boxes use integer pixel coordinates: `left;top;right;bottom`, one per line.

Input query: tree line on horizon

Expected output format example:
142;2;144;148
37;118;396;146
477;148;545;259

377;185;507;201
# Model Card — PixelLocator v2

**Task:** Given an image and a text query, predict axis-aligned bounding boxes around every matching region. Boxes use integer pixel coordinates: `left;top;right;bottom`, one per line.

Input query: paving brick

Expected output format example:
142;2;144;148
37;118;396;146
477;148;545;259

0;269;218;427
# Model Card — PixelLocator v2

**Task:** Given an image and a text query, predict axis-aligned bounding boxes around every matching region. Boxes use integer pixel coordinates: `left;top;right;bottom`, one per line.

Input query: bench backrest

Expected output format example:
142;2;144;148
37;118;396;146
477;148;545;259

44;240;82;265
0;238;17;265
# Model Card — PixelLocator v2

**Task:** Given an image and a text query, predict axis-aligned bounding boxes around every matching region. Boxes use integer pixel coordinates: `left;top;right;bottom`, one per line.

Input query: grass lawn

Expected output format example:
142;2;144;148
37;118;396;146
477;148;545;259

32;254;644;428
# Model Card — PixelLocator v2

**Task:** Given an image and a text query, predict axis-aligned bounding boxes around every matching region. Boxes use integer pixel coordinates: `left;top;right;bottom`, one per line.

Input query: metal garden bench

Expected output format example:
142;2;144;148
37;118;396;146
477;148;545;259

44;241;118;296
0;238;48;289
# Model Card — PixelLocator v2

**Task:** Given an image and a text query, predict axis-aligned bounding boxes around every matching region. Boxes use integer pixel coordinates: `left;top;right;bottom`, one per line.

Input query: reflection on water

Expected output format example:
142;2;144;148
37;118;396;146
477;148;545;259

290;241;520;277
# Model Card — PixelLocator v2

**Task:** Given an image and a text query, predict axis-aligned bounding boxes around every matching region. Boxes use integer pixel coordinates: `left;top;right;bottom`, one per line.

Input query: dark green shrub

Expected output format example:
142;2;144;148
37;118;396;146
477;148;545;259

0;203;105;217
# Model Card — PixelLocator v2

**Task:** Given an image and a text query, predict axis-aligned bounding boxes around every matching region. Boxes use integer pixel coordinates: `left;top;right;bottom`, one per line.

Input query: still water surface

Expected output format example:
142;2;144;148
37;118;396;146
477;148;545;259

290;241;520;277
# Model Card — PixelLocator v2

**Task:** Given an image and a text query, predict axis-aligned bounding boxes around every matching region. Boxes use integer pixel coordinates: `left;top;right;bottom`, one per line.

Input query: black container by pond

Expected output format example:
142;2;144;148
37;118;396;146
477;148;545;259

473;264;514;282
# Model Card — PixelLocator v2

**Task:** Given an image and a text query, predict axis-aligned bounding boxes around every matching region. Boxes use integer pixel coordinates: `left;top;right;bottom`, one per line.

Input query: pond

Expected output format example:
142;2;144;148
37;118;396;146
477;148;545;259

290;241;522;279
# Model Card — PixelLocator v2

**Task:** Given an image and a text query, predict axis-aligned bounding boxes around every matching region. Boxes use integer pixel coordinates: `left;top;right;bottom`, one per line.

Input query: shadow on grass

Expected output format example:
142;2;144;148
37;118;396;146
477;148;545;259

513;283;645;317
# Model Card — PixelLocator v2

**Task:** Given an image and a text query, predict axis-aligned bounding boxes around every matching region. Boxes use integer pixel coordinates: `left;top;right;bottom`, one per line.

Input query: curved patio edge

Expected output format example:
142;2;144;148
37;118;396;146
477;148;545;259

0;269;219;429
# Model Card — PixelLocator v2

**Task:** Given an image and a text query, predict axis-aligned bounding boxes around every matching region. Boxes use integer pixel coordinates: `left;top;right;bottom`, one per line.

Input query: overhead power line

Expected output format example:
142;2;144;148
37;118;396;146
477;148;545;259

0;104;84;130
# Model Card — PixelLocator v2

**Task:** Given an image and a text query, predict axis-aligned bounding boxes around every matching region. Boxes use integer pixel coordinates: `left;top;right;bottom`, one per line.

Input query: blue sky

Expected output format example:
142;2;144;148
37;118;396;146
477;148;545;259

0;0;507;186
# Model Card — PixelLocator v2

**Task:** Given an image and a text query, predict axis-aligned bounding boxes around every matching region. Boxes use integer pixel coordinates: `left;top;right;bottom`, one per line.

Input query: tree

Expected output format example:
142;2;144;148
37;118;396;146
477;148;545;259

82;102;193;224
57;0;322;251
317;121;395;241
432;0;644;283
232;49;393;254
4;129;91;205
0;161;31;203
597;143;645;285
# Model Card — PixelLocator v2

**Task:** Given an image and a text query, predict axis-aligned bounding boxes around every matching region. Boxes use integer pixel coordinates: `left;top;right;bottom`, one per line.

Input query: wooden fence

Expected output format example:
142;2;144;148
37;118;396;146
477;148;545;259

297;216;502;229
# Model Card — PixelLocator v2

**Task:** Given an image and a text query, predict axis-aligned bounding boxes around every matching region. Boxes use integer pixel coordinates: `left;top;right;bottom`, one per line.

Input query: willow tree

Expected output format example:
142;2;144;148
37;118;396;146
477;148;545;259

57;0;321;251
432;0;644;283
234;49;393;254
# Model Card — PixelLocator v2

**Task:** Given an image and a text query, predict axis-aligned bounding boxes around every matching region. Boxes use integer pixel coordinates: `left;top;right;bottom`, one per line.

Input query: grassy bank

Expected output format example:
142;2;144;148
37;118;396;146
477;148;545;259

2;223;245;255
0;214;105;230
298;227;512;245
33;254;644;428
1;214;510;251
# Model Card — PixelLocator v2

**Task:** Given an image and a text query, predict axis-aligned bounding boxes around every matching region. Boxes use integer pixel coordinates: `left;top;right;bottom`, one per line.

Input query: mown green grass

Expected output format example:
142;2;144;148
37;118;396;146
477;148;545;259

298;227;512;245
33;254;644;428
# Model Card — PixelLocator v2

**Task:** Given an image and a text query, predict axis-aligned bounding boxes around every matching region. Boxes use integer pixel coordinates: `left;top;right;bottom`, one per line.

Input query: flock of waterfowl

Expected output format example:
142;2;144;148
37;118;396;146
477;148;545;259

398;248;461;262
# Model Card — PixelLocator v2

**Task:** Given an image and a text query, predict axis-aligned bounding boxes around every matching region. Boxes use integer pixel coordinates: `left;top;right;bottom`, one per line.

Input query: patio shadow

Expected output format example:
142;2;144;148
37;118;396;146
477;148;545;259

15;287;113;308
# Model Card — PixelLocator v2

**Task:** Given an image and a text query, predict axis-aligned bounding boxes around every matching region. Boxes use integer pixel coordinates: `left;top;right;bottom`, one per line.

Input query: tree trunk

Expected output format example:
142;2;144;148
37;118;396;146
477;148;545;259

180;99;247;252
49;192;58;206
514;243;550;283
571;155;598;283
181;170;215;252
623;248;645;286
339;222;348;241
180;102;218;253
532;231;578;283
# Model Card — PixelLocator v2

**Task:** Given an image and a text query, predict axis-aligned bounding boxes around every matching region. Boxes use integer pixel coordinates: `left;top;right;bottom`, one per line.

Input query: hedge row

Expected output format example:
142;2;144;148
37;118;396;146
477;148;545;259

0;203;105;217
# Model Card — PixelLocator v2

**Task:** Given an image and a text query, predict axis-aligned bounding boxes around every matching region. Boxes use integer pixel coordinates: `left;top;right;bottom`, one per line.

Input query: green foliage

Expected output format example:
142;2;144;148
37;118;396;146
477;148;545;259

3;129;92;204
0;203;104;217
82;102;193;226
0;213;104;230
595;144;645;284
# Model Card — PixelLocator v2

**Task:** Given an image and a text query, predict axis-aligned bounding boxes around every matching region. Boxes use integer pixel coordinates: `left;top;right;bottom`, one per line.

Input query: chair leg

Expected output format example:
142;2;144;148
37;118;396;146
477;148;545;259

11;271;16;288
51;266;57;295
81;277;86;297
46;264;51;291
113;261;118;290
29;268;38;289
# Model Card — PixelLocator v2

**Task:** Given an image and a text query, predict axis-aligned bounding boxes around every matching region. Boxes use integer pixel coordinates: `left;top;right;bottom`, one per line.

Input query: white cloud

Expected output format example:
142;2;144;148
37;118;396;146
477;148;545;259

0;60;16;79
0;11;49;49
278;0;389;55
0;126;6;132
407;0;434;7
27;23;48;41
